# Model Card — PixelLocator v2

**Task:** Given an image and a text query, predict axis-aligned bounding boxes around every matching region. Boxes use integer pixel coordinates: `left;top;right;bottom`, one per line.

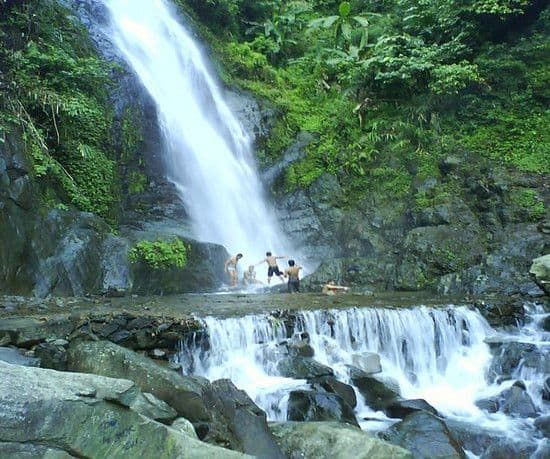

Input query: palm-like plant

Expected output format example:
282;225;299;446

307;1;375;52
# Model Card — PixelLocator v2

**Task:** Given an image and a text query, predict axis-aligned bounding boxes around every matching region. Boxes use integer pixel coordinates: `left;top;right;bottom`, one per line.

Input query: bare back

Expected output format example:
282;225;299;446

285;266;301;281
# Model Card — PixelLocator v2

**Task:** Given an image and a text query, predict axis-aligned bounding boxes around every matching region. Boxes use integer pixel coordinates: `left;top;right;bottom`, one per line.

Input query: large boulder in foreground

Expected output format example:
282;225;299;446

67;340;211;421
384;411;465;459
270;421;412;459
0;361;247;458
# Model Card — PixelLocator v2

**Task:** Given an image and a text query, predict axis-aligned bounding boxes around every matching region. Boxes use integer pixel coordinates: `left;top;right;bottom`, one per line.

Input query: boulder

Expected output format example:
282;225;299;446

277;356;334;379
385;399;439;419
487;342;538;381
474;397;499;413
203;379;285;459
530;254;550;294
0;442;74;458
351;372;401;412
446;419;504;456
172;417;199;439
67;340;211;422
498;382;538;418
287;390;359;427
0;361;247;458
384;411;466;459
269;421;412;459
351;352;382;374
34;340;68;370
309;375;357;409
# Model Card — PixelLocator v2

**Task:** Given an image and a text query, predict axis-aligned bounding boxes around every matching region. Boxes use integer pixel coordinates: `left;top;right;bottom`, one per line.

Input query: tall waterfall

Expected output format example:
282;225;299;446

101;0;292;265
178;304;548;444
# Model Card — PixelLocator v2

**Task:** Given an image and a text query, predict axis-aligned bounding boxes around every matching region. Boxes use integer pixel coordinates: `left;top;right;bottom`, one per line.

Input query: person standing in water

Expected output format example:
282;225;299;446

285;259;302;293
243;265;262;286
256;251;285;284
224;253;242;287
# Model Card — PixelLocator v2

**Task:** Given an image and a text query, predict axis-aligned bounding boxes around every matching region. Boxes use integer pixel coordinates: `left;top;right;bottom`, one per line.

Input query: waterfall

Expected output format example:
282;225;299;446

101;0;292;267
178;304;548;443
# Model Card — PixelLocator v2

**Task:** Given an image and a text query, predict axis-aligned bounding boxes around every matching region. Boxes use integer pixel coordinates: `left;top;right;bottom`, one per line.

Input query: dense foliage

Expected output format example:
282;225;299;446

184;0;548;214
128;239;189;270
0;0;119;220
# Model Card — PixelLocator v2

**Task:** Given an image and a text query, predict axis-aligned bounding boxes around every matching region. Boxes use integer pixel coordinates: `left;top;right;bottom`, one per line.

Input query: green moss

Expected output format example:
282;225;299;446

128;239;188;270
128;171;148;195
511;188;545;221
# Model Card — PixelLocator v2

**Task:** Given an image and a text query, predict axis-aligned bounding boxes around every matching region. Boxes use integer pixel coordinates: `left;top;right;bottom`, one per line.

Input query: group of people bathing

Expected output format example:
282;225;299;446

224;251;350;295
224;252;302;292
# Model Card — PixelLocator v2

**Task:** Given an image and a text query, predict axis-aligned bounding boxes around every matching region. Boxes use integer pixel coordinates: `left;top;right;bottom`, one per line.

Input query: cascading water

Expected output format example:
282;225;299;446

178;303;549;454
101;0;293;268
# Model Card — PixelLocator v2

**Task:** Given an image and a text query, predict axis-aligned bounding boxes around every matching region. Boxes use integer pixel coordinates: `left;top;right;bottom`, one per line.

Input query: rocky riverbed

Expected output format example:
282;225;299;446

1;293;548;458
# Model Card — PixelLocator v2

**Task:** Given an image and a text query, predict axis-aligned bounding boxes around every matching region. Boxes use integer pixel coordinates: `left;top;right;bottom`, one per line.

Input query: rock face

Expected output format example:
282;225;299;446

269;421;412;459
351;372;401;412
67;340;211;422
384;411;466;459
204;379;285;459
309;375;357;409
287;390;359;426
277;356;334;379
530;254;550;294
0;361;247;458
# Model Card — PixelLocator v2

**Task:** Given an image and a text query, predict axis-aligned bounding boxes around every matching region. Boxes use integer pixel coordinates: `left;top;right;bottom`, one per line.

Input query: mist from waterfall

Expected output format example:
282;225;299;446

101;0;293;269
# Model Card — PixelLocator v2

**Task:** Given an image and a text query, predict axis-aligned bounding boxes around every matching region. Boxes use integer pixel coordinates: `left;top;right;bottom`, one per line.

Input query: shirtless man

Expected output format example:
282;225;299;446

243;265;262;286
284;259;302;293
256;251;285;284
322;281;349;295
224;253;242;287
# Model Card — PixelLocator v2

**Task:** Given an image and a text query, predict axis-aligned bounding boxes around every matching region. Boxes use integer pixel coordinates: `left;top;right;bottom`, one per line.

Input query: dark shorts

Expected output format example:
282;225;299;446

288;279;300;293
268;265;283;277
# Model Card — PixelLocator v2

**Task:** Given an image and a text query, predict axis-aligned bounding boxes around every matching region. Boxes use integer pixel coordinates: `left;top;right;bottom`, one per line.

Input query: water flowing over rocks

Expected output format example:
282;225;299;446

269;422;413;459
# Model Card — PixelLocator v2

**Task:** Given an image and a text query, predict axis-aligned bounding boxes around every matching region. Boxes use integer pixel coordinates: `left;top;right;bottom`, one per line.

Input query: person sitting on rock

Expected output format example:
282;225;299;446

256;251;286;285
224;253;242;287
243;265;262;286
284;259;302;293
322;281;349;295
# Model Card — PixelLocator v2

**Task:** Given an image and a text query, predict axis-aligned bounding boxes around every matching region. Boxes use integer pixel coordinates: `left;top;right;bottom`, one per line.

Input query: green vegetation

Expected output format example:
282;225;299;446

183;0;549;201
128;239;189;270
0;0;119;220
511;188;545;221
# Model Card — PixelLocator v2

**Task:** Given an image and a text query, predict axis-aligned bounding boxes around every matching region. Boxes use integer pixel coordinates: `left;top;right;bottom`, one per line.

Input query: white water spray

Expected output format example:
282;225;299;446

179;304;548;445
101;0;292;267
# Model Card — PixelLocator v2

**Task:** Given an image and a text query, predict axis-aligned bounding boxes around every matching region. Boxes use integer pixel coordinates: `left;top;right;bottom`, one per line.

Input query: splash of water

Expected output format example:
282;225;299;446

101;0;293;268
179;304;548;442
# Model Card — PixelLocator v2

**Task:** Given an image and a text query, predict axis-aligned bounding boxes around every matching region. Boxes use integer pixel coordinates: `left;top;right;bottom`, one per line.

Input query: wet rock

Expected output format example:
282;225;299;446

480;439;536;459
499;382;538;418
287;340;314;358
287;390;359;427
0;361;245;458
351;372;401;412
475;299;526;327
530;254;550;295
475;396;499;413
67;340;211;422
446;419;504;456
269;421;412;459
277;356;334;379
535;415;550;437
383;411;466;459
309;375;357;409
487;342;538;381
543;376;550;401
351;352;382;374
101;234;132;296
385;399;438;419
204;379;285;459
0;346;40;367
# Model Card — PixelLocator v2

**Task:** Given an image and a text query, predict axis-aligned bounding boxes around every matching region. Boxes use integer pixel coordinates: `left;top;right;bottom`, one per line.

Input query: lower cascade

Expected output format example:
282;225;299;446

178;302;549;456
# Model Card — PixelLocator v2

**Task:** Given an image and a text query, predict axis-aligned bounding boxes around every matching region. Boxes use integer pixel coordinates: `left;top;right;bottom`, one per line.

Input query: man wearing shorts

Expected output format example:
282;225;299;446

256;251;285;284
